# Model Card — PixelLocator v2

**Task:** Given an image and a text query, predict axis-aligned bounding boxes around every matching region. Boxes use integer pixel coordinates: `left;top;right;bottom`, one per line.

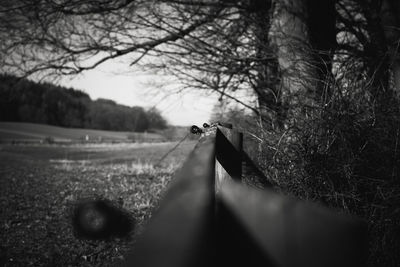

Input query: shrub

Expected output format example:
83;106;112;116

255;85;400;267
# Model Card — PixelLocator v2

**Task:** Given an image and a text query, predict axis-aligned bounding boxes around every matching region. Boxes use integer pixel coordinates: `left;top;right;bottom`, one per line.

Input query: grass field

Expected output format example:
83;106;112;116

0;140;197;266
0;122;164;143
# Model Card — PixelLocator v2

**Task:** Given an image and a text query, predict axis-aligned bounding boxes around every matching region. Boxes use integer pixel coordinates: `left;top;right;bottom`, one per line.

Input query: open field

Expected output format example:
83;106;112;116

0;122;164;143
0;140;197;266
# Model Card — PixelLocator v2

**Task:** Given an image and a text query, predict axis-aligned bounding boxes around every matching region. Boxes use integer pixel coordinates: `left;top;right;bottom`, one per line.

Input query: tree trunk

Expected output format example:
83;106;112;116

251;2;283;130
359;0;391;92
307;0;336;98
381;0;400;94
269;0;321;123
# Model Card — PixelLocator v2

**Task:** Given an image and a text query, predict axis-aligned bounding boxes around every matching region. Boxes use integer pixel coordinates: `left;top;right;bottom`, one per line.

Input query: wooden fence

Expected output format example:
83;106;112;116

122;124;367;267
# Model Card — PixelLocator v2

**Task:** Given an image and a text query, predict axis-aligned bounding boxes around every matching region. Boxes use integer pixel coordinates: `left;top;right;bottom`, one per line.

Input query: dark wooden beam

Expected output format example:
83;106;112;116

218;180;367;267
122;134;216;267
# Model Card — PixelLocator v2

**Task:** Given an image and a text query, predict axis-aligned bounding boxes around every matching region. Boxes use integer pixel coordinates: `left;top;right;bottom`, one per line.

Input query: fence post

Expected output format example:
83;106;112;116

215;126;243;192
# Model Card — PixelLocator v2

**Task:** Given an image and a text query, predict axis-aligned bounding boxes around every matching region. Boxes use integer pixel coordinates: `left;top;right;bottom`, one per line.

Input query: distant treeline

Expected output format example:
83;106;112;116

0;74;167;132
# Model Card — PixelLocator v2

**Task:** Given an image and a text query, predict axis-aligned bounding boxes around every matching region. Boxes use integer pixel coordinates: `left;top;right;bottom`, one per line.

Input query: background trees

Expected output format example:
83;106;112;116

0;74;167;131
1;1;400;266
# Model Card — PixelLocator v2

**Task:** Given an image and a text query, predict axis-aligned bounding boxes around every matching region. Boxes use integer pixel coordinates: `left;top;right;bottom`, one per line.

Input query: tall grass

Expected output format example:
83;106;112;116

274;87;399;266
225;81;400;266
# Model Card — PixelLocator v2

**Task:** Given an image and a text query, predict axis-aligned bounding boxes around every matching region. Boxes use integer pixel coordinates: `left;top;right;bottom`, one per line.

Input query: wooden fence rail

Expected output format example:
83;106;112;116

122;125;367;267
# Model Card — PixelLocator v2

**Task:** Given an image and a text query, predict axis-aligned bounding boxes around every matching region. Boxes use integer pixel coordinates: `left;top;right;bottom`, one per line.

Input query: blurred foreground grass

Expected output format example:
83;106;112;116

0;141;196;266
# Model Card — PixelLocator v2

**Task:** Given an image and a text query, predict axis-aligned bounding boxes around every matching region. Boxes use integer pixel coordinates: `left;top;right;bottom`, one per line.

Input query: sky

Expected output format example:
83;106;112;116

59;61;218;126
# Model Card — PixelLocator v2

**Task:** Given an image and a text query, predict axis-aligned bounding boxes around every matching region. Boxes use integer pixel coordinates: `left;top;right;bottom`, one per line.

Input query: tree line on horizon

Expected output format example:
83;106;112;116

0;74;167;132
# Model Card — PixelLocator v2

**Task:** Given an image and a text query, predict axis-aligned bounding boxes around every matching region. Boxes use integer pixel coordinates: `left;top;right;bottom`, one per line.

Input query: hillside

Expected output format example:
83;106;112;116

0;122;164;143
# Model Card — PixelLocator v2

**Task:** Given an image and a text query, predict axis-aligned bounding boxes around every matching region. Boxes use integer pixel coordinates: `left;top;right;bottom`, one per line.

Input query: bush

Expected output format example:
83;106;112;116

254;85;400;267
203;82;400;266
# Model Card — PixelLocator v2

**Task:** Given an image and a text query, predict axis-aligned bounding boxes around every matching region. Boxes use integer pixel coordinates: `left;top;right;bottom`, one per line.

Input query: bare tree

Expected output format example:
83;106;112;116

1;0;399;125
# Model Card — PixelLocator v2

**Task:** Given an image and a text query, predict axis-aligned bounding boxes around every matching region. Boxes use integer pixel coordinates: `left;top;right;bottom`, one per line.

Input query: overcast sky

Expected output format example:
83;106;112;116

59;61;218;126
